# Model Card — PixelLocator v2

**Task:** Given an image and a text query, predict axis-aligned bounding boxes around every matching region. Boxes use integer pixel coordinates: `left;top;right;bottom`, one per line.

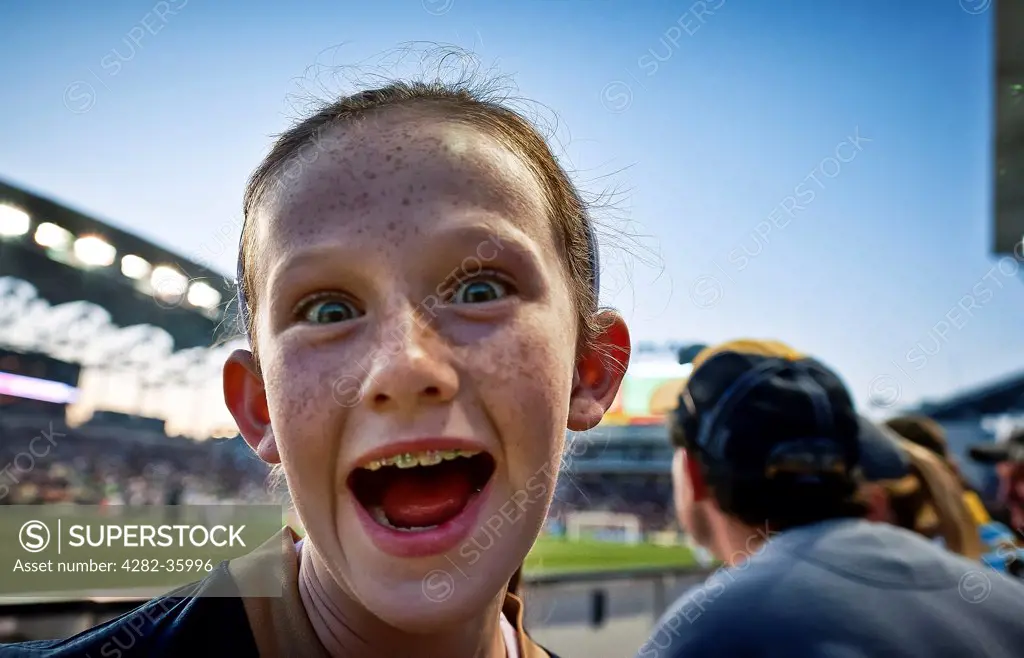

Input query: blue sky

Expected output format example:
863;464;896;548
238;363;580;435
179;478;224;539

0;0;1020;420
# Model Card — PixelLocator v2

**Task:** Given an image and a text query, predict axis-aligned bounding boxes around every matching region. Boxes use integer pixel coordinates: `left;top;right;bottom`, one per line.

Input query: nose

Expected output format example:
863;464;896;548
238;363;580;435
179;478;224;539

361;314;459;414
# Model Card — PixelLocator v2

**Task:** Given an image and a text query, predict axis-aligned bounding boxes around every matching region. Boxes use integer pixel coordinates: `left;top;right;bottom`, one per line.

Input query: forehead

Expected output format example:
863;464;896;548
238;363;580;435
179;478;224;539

252;110;554;255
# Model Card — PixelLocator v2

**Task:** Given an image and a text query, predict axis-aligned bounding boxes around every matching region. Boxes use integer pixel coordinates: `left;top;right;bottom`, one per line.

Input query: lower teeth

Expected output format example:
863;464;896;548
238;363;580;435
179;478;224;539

371;506;439;532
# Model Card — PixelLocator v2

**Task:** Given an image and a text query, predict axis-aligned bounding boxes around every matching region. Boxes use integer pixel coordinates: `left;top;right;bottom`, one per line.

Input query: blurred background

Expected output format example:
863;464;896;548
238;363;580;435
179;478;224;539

1;0;1023;656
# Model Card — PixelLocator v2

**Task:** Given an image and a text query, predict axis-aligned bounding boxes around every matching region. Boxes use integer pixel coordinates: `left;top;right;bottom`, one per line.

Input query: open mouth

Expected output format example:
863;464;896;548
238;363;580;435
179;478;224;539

349;449;496;533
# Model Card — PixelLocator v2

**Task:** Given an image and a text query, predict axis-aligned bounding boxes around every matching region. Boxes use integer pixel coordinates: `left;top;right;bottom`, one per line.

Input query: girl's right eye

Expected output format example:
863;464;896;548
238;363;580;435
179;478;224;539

296;296;362;325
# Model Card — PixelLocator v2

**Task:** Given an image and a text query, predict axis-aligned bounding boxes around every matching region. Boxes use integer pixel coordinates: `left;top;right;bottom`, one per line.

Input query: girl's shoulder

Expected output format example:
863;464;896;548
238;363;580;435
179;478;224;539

0;563;258;658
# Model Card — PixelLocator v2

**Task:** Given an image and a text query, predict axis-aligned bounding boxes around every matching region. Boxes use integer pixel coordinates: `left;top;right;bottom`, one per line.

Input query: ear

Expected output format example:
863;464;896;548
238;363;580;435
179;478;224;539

223;349;280;464
567;310;630;432
861;483;892;523
683;448;710;502
671;448;694;510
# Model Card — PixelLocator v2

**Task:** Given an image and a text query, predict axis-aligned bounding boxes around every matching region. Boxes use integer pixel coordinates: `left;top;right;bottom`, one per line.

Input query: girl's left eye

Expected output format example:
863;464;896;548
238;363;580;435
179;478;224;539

295;296;362;324
449;276;514;305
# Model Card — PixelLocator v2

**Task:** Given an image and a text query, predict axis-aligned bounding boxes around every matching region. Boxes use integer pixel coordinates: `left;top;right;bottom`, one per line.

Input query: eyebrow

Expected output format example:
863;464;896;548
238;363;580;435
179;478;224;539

422;224;541;268
266;222;544;297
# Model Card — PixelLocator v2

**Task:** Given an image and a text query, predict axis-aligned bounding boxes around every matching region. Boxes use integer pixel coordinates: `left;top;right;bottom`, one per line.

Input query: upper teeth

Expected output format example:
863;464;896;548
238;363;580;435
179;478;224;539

361;449;481;471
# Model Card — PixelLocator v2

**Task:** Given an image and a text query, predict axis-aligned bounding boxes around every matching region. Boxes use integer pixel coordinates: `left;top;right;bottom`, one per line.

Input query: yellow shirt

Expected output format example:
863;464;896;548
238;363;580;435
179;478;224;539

963;491;991;526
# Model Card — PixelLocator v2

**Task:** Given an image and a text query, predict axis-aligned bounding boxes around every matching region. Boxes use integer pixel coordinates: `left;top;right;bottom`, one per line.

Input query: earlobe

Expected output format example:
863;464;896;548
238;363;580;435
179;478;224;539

567;311;631;431
223;349;281;464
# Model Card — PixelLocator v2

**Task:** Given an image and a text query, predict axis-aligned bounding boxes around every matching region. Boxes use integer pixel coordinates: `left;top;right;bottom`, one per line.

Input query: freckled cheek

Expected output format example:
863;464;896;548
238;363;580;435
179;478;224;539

461;326;574;485
261;343;351;476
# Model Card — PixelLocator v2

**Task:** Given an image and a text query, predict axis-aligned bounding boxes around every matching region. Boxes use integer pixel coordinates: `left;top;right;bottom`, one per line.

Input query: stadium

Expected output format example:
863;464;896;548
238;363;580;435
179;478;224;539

1;4;1023;656
1;164;1022;650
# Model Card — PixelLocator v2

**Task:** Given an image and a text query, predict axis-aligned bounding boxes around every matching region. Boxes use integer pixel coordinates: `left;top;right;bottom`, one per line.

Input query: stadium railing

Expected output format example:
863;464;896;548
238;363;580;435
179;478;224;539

0;567;715;642
523;566;712;630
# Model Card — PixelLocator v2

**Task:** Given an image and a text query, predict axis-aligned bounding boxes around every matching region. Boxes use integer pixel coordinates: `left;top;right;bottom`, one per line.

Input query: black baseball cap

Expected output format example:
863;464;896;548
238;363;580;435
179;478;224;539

673;340;862;486
968;428;1024;464
857;417;911;482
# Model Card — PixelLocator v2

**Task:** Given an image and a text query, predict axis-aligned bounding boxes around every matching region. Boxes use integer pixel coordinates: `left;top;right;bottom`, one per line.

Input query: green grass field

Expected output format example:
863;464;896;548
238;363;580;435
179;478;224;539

523;536;696;575
291;516;697;575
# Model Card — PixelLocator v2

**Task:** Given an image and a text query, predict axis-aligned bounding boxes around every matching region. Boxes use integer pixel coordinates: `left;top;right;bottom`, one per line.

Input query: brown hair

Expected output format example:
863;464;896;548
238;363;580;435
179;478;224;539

885;414;977;493
238;78;603;361
884;415;949;460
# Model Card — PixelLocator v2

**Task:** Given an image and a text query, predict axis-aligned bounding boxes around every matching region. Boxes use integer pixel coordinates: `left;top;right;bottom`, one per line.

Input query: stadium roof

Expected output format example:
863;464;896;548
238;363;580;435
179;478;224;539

995;0;1024;258
911;369;1024;421
0;178;236;351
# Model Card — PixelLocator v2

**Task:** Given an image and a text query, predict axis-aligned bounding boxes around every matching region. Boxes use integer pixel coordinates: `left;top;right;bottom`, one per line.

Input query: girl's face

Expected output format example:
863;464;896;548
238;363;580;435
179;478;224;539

228;109;623;629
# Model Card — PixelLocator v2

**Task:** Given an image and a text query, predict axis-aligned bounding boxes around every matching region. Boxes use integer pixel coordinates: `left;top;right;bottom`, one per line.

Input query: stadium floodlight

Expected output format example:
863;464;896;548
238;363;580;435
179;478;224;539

0;204;30;237
151;265;189;301
121;254;152;280
74;235;117;267
35;222;74;249
187;281;222;309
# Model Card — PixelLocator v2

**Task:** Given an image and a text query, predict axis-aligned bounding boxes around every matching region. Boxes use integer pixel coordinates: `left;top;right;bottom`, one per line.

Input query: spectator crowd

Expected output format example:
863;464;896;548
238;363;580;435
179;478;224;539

0;414;272;507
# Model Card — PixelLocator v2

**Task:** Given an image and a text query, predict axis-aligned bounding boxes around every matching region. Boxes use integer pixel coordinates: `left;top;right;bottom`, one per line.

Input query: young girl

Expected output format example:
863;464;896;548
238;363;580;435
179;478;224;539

3;77;630;657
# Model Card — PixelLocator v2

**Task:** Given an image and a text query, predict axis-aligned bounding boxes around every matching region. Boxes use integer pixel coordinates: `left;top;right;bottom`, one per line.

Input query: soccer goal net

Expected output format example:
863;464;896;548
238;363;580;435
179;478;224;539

565;511;642;545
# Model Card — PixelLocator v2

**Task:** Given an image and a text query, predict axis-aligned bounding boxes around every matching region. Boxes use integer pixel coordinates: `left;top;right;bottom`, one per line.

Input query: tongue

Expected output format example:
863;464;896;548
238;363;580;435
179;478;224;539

380;466;474;528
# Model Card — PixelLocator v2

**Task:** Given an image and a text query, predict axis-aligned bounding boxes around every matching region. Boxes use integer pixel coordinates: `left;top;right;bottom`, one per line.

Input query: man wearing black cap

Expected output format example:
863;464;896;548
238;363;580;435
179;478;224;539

639;340;1024;658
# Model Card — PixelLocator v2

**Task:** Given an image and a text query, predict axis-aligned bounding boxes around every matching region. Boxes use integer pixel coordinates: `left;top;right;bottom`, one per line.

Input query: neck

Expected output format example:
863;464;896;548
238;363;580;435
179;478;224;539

297;541;509;658
715;518;774;566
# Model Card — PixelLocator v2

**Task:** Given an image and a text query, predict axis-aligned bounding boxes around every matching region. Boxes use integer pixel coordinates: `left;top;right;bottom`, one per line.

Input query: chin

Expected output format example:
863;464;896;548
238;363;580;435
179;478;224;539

349;557;518;633
334;505;530;632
